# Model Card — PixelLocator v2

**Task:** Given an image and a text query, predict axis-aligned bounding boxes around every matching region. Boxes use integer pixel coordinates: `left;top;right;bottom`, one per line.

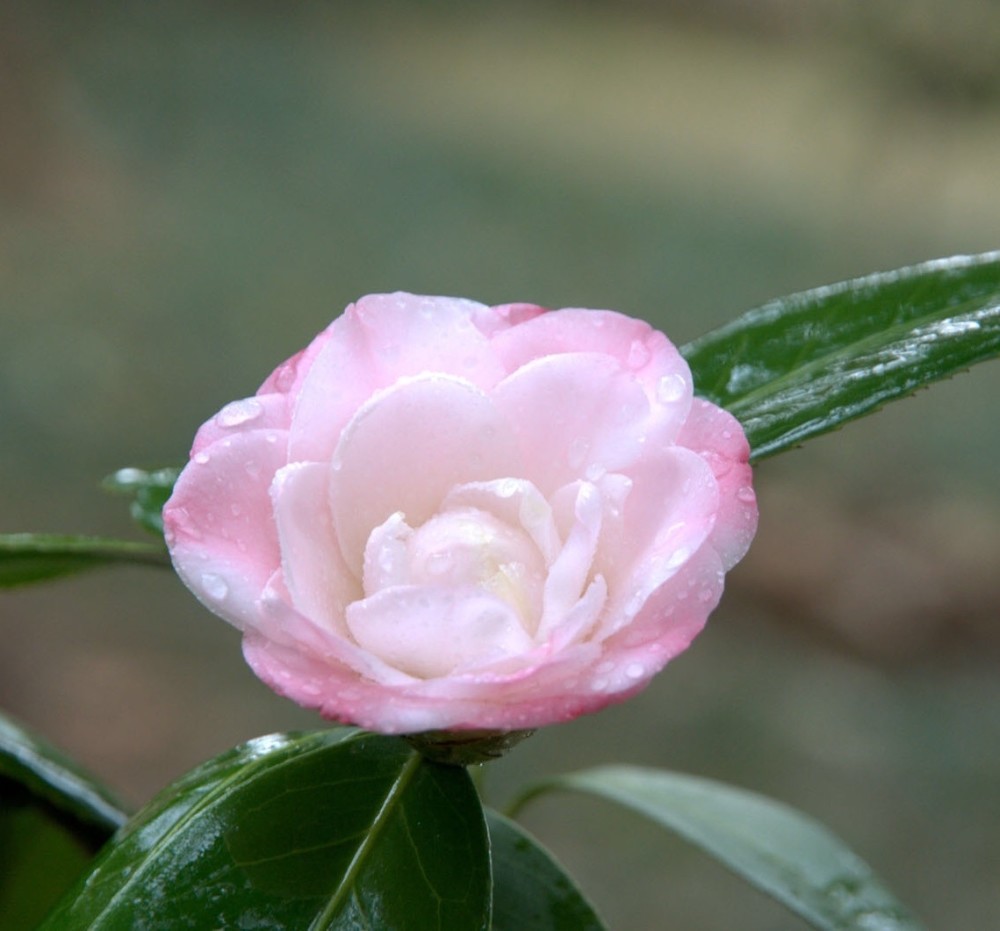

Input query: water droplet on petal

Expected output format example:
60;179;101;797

193;451;210;465
201;573;228;601
737;486;756;503
590;677;609;692
625;662;645;680
216;398;263;428
627;339;650;369
656;373;686;403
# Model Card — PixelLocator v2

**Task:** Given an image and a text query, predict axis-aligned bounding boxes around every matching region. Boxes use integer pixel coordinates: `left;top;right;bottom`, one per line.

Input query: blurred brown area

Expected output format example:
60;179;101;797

2;2;999;928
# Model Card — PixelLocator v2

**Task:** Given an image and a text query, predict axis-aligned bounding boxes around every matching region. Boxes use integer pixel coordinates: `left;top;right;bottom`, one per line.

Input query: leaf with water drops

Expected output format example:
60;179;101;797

40;728;491;931
682;251;1000;460
0;533;169;588
510;765;924;931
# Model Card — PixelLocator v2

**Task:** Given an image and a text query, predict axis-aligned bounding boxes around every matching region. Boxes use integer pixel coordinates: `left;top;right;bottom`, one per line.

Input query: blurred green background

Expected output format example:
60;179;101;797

3;2;999;928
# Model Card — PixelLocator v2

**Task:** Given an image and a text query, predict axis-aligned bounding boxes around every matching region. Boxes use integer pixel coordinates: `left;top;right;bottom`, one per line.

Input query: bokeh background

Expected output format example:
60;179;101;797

3;2;1000;928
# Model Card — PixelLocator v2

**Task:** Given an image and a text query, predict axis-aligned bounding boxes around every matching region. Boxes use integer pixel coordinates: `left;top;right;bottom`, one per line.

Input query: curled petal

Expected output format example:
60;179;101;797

271;462;358;637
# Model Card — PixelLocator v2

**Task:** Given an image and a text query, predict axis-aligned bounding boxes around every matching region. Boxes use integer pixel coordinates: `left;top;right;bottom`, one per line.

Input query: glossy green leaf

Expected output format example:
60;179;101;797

682;251;1000;460
102;466;180;535
0;711;128;838
512;766;924;931
1;712;128;930
0;533;169;587
42;729;491;931
488;810;606;931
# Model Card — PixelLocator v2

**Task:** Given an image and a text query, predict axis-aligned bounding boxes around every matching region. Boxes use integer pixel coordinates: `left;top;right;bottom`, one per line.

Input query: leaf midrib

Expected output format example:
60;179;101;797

308;751;421;930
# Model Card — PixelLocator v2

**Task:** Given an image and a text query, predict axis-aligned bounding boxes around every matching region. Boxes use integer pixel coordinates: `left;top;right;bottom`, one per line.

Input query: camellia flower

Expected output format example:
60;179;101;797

164;294;757;737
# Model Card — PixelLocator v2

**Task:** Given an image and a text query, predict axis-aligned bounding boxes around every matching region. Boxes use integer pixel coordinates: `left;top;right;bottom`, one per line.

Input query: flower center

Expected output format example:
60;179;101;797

405;508;545;630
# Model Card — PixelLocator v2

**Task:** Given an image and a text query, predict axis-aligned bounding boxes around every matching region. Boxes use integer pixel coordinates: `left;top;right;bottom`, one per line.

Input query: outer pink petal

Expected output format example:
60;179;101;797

491;352;653;495
329;374;522;574
289;293;508;462
490;307;693;432
271;462;360;637
163;430;288;631
676;398;757;569
595;448;718;640
603;545;725;666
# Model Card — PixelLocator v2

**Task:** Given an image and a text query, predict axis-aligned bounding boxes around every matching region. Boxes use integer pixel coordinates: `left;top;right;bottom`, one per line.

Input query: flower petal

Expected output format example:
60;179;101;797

289;293;507;462
442;479;561;564
164;430;288;630
491;307;693;433
271;462;359;637
345;585;535;679
491;352;653;495
676;398;758;569
191;393;291;456
329;374;522;574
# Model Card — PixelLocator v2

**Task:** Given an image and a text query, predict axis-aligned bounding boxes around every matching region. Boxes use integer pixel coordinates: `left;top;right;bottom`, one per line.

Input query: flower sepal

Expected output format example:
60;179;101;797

404;728;536;766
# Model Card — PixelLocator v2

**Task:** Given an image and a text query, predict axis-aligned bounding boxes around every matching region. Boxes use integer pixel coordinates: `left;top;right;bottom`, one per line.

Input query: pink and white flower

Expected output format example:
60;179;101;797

164;294;756;734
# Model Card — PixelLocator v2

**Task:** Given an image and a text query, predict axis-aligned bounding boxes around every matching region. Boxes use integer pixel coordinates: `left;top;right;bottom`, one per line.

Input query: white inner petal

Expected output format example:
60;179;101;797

345;477;623;679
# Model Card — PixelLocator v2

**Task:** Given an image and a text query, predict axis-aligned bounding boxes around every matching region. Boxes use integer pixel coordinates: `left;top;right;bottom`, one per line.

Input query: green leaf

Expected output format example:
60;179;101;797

42;729;491;931
102;466;180;536
512;766;924;931
0;711;129;839
0;533;169;587
682;251;1000;460
0;712;128;930
488;810;606;931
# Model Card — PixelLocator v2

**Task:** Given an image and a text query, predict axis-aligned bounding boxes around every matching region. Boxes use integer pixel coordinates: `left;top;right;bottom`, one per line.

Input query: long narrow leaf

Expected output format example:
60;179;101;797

0;713;128;929
0;712;128;838
0;534;169;587
682;251;1000;460
512;765;923;931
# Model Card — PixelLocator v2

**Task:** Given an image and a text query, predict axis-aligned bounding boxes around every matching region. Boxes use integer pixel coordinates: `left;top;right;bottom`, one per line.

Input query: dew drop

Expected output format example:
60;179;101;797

216;398;263;428
698;588;714;604
201;573;228;601
193;451;210;465
590;677;609;692
273;362;297;392
656;372;686;403
625;662;645;680
596;659;615;674
737;486;756;503
496;478;519;498
627;339;650;369
244;461;261;478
